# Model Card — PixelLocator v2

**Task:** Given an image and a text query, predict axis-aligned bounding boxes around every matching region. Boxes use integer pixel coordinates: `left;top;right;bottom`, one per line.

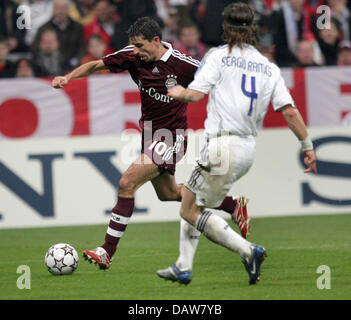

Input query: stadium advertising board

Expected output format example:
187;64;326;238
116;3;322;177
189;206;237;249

0;127;350;229
1;67;351;140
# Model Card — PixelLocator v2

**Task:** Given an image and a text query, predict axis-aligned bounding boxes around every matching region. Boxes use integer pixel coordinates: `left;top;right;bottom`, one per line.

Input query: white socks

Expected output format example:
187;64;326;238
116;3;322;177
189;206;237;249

174;211;252;271
175;218;201;271
195;210;252;260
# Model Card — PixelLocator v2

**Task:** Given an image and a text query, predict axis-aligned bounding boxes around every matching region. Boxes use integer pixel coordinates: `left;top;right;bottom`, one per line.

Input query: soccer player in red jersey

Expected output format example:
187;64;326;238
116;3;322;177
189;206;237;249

52;17;249;270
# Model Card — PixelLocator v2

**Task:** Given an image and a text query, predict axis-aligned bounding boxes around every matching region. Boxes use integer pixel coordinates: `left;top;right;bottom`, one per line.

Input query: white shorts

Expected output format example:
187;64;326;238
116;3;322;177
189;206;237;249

185;135;256;208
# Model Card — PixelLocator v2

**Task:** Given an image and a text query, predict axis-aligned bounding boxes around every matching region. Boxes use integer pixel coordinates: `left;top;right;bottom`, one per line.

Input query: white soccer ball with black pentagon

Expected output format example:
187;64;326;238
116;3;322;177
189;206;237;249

45;243;79;275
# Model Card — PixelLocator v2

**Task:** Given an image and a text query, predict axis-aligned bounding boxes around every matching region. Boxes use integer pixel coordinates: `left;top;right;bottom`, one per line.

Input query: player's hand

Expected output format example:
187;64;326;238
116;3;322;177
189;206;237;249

302;149;317;174
52;76;68;89
167;85;186;100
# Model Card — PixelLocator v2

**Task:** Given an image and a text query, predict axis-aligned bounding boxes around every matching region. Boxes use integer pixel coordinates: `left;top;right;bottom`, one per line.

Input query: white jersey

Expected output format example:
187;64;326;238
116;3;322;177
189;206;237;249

188;44;295;137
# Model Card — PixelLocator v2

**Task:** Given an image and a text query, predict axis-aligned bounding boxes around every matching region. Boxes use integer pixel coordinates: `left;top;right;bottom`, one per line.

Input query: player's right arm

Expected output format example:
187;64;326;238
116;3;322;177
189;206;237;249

167;85;205;102
52;59;107;89
169;49;220;102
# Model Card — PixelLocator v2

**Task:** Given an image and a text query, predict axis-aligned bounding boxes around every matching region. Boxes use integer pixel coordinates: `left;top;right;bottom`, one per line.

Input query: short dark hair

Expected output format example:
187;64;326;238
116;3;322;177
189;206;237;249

222;2;258;52
127;17;162;42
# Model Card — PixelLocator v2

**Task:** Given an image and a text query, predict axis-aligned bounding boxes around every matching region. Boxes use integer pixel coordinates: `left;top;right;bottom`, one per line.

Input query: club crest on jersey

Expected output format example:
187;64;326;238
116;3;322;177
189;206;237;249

165;74;178;89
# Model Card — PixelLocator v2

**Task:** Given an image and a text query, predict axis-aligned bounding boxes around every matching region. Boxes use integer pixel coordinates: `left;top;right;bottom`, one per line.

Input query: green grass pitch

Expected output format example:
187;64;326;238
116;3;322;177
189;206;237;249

1;213;351;300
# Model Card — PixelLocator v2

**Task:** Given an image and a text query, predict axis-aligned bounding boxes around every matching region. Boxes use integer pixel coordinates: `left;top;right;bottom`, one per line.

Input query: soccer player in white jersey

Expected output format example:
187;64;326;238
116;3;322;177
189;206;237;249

157;2;317;285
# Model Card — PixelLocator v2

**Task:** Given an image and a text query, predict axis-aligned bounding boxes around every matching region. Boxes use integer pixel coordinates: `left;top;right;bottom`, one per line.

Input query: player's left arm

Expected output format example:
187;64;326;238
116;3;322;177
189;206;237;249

167;85;205;102
281;105;317;174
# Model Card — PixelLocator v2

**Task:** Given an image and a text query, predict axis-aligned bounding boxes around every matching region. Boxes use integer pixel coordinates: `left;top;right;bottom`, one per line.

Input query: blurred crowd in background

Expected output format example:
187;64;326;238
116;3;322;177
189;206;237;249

1;0;351;78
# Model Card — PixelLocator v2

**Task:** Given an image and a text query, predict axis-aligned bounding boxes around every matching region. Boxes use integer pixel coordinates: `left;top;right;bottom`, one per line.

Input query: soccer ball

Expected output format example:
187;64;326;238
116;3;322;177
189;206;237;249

44;243;79;275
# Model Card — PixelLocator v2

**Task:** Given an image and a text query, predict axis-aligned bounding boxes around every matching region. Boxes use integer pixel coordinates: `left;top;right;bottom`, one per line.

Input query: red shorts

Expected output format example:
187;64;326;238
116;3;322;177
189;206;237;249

141;129;188;175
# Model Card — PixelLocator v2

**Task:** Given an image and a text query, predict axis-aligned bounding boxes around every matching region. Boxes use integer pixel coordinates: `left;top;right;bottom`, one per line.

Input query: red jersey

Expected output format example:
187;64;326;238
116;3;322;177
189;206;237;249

102;42;199;132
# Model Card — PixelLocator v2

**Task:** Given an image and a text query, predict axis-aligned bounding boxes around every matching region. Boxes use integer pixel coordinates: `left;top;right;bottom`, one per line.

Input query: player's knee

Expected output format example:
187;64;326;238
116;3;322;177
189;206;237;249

118;176;136;195
156;192;170;201
181;219;195;233
180;206;200;226
156;189;180;202
179;207;190;221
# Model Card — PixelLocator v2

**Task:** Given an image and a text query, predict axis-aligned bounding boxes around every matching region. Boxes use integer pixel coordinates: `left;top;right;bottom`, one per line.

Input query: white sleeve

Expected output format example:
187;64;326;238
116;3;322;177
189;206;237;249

188;51;220;94
271;72;296;111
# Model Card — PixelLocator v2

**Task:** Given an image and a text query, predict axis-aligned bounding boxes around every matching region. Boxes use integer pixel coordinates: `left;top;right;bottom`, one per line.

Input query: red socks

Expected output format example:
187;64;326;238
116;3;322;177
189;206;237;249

102;196;235;258
216;196;236;214
102;197;134;258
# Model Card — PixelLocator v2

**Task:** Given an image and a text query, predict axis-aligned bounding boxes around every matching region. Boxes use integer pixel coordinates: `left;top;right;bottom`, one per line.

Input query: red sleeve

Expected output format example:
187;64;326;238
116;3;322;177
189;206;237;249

102;46;135;73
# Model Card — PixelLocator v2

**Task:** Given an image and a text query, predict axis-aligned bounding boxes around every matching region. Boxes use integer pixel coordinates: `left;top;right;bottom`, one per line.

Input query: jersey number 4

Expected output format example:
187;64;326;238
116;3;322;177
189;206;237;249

241;74;258;116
